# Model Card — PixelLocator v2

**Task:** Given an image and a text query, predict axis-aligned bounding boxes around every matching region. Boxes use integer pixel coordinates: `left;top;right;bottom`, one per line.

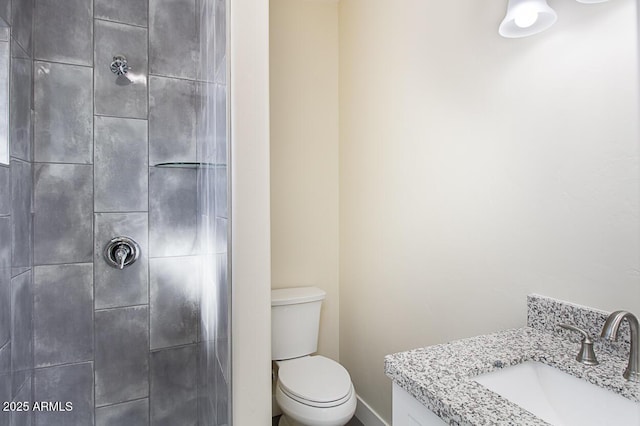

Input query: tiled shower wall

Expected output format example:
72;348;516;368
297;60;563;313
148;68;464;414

0;0;36;426
0;0;229;425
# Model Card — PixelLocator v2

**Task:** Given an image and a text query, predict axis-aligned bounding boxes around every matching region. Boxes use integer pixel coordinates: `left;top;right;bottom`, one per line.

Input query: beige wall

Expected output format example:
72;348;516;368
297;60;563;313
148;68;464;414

270;0;341;360
231;0;272;424
338;0;639;422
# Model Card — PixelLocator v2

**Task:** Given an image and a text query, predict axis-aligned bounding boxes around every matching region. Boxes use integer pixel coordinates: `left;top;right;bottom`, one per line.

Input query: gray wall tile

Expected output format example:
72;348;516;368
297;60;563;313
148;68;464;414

34;61;92;164
94;116;148;212
0;166;8;215
216;254;228;344
0;337;8;373
10;56;32;162
10;373;31;426
0;217;9;345
196;0;213;83
9;267;28;280
210;363;229;425
195;82;211;162
96;399;149;426
197;166;226;236
149;76;196;164
195;193;224;256
94;213;148;309
215;217;227;254
34;164;93;265
0;343;9;426
11;0;32;55
199;321;229;419
150;345;197;426
196;342;208;422
34;362;94;426
10;271;32;389
0;0;9;26
198;255;214;339
0;41;8;165
34;0;92;65
149;168;197;257
34;264;93;367
214;355;229;424
95;306;149;406
9;39;26;60
150;256;199;349
94;20;148;119
214;0;226;84
214;84;227;163
195;192;211;256
149;0;198;79
10;159;31;270
214;166;227;219
195;83;226;164
198;255;215;339
10;372;29;405
95;0;148;28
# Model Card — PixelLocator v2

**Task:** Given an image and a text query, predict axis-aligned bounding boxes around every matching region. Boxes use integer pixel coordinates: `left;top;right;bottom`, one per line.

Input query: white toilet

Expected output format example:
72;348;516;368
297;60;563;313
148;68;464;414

272;287;357;426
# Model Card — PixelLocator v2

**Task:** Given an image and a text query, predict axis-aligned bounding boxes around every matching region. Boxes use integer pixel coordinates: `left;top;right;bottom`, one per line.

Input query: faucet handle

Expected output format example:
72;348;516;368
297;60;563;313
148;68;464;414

558;323;599;366
114;245;131;270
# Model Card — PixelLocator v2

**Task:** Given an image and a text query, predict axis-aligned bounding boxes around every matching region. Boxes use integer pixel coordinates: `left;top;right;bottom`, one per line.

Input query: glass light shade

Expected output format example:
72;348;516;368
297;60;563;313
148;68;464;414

575;0;609;3
499;0;558;38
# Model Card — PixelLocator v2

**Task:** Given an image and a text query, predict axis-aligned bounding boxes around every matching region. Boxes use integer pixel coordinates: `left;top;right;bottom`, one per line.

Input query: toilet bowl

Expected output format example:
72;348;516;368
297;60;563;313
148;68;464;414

271;287;357;426
275;355;357;426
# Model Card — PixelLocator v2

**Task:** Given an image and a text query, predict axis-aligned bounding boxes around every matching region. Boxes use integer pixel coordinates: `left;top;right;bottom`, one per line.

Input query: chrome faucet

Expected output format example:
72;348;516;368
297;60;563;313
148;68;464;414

600;311;640;382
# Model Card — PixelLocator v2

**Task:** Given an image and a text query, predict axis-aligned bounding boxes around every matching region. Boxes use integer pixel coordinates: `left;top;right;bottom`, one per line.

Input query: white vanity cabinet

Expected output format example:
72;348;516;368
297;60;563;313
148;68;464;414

392;383;447;426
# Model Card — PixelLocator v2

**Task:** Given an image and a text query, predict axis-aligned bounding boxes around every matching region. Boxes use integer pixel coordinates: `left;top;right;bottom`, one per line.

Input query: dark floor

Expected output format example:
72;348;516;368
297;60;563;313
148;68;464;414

272;415;364;426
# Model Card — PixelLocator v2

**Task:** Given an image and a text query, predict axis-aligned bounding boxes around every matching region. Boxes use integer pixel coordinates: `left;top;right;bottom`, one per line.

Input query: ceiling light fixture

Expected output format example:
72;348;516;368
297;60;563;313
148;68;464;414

499;0;558;38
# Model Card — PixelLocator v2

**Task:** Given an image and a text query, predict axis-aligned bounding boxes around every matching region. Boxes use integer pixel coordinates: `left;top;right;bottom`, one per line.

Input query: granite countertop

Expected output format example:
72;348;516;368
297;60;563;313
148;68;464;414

384;296;640;426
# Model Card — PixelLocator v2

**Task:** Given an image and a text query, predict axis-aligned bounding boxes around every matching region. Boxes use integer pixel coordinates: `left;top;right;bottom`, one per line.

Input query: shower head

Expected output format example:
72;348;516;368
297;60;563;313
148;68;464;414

110;55;131;76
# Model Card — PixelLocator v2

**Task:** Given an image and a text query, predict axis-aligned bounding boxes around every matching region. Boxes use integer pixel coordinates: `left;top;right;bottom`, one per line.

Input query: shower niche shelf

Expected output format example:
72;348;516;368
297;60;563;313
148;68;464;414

153;162;226;169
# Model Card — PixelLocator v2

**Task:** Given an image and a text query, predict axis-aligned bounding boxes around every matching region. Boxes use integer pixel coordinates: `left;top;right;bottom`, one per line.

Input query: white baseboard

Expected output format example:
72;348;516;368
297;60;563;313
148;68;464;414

355;395;389;426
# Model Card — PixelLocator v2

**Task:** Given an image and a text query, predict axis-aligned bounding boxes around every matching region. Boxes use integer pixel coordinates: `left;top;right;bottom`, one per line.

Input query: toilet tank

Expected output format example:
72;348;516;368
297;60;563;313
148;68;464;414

271;287;326;360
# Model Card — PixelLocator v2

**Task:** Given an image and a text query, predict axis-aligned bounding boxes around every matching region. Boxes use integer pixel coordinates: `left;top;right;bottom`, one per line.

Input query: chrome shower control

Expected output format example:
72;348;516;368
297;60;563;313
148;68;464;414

104;237;140;270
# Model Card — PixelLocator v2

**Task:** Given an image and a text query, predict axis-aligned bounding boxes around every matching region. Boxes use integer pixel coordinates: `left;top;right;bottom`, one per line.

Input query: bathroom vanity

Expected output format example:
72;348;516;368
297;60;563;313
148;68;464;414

385;295;640;426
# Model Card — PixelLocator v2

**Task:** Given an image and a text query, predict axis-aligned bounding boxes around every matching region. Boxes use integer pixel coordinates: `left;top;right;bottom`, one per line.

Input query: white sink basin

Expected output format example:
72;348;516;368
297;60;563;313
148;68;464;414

473;361;640;426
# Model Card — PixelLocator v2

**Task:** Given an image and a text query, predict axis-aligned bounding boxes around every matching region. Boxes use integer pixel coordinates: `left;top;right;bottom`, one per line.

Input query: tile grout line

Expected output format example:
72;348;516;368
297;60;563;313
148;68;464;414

91;0;97;423
94;303;149;313
95;395;149;411
94;17;148;30
32;358;93;371
147;2;152;423
28;0;36;421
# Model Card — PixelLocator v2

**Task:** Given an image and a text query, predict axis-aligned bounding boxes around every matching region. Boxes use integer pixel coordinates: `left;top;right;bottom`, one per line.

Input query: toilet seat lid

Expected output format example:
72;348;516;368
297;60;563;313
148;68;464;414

278;356;352;404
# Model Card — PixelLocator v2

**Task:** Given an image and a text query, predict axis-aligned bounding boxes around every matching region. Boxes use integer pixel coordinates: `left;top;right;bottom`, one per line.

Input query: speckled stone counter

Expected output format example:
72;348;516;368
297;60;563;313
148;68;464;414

384;295;640;426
